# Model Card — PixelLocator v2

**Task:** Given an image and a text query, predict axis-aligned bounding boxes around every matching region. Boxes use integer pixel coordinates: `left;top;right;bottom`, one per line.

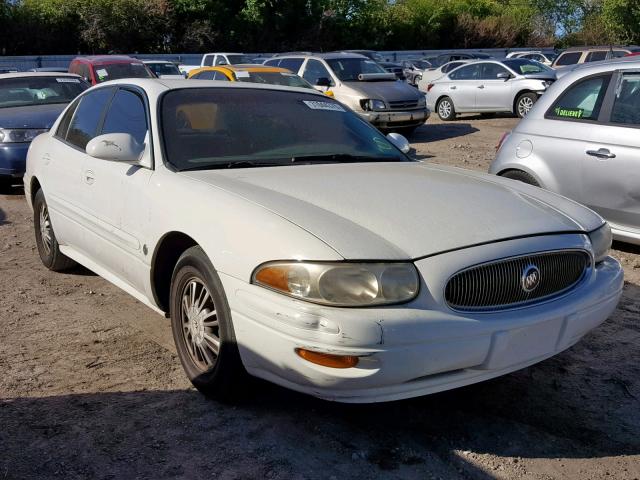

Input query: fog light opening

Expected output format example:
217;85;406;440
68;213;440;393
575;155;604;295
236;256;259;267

295;348;359;369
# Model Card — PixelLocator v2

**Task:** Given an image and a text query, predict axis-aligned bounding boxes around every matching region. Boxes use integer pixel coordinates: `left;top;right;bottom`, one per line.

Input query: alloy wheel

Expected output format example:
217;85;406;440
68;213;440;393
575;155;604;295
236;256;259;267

39;203;53;257
180;277;220;370
518;96;534;116
439;100;452;118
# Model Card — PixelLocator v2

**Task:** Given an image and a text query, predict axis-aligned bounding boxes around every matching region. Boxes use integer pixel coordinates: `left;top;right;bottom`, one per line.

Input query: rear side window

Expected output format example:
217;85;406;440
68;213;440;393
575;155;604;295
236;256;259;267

611;50;628;58
302;59;333;86
547;75;611;121
449;64;479;80
610;73;640;126
101;89;147;145
277;58;303;73
555;52;581;66
585;51;607;62
213;71;229;81
442;62;463;73
65;88;114;149
193;70;215;80
202;55;214;67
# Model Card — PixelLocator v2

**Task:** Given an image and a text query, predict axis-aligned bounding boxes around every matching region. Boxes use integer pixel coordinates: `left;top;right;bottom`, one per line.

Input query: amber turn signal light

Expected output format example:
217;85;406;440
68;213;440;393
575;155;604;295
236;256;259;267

295;348;359;369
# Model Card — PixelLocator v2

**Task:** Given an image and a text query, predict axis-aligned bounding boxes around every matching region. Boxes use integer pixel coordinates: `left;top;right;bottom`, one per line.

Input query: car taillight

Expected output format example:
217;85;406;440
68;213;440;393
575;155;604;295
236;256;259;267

427;83;434;92
496;131;510;151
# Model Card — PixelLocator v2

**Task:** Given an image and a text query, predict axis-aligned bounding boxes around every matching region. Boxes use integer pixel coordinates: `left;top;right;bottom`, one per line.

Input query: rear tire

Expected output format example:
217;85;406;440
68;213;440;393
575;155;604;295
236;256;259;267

501;170;540;187
515;92;537;118
170;246;246;401
437;96;456;121
33;189;77;271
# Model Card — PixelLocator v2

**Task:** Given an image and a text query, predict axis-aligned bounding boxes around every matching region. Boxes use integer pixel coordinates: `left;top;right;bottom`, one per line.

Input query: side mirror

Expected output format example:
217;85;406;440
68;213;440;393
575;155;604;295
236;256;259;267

86;133;145;163
497;72;512;81
386;132;411;154
316;77;332;88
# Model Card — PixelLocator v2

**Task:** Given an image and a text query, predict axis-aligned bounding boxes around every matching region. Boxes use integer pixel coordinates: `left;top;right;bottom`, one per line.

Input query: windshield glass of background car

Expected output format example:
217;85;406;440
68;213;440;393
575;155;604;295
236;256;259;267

503;59;551;75
237;71;312;88
547;75;611;121
225;55;255;65
326;58;387;81
93;63;153;83
161;88;408;169
0;77;87;108
147;63;181;76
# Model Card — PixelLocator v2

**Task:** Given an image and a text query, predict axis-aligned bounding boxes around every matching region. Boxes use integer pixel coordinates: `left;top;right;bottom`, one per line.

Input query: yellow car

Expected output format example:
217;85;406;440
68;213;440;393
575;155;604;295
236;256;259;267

188;65;333;96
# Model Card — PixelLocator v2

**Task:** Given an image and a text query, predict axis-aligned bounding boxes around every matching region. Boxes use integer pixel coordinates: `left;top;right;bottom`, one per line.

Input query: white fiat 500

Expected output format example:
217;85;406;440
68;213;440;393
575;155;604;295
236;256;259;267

25;79;623;403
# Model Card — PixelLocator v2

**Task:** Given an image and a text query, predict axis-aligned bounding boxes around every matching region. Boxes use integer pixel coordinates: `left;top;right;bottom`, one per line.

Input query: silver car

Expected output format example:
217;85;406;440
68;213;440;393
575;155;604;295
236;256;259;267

426;59;556;120
490;58;640;245
265;53;429;134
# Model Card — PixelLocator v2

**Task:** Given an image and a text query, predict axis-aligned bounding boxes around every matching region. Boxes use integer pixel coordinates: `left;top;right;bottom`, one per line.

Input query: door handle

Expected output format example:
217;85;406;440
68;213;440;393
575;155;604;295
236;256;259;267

477;85;485;89
450;86;457;90
84;170;95;185
586;148;616;159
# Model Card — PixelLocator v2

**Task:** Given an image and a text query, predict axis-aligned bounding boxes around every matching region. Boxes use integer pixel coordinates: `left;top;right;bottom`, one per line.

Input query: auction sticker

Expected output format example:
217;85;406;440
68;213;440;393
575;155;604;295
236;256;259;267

554;107;584;118
96;68;108;78
235;71;250;78
302;100;345;112
56;78;80;83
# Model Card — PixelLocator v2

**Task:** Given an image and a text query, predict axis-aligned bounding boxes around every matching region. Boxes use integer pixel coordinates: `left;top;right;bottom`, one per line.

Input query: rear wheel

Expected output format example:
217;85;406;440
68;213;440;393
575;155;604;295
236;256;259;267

515;92;537;118
437;96;456;121
501;170;539;187
170;246;246;401
33;189;76;271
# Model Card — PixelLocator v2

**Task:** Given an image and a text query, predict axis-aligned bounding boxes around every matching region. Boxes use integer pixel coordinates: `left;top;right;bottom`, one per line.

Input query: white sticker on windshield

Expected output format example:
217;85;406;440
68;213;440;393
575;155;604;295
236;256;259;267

96;68;108;78
302;100;345;112
235;71;250;78
56;77;81;83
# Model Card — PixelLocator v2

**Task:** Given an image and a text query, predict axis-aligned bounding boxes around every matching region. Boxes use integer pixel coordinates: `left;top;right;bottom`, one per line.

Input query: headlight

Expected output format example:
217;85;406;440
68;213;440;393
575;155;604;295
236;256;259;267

0;128;48;143
361;99;386;111
417;95;426;107
252;262;420;306
589;223;612;263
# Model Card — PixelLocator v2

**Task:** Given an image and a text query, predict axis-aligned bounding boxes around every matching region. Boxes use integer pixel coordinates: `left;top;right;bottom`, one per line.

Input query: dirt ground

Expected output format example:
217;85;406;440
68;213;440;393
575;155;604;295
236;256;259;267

1;115;639;480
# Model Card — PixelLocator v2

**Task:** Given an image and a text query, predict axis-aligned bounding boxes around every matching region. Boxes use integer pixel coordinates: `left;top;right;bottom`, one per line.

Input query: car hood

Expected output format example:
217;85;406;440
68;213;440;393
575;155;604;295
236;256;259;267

522;73;556;81
0;103;67;129
181;162;603;260
343;80;421;102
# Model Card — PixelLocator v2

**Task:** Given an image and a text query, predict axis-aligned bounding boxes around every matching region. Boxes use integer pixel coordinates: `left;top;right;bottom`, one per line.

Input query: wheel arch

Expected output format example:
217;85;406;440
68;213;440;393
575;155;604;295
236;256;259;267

30;176;42;204
150;231;199;313
496;167;545;188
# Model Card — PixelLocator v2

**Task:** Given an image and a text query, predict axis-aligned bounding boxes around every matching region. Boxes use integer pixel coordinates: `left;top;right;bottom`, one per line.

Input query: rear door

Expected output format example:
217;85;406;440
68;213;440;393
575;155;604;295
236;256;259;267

80;86;154;292
446;64;481;111
579;70;640;231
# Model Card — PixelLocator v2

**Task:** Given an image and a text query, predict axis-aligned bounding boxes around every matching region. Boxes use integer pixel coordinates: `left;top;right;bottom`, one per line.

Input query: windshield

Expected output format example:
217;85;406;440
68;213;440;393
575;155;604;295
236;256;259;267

161;88;408;170
93;63;153;83
325;58;387;81
503;59;552;75
413;61;431;69
146;62;181;76
225;55;256;65
234;71;313;89
0;76;88;109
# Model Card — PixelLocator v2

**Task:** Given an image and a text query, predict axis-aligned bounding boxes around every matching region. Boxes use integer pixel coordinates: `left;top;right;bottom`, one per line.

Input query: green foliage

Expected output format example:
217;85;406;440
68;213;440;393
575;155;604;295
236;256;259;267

0;0;635;55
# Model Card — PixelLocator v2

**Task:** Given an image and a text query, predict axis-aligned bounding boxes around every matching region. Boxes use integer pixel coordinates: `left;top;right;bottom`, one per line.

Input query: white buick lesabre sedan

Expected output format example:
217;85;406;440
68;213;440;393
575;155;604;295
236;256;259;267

25;79;623;403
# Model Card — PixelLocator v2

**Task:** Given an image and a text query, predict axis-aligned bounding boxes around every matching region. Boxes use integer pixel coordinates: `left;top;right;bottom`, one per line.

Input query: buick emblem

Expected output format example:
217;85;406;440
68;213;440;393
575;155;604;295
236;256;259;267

521;264;541;292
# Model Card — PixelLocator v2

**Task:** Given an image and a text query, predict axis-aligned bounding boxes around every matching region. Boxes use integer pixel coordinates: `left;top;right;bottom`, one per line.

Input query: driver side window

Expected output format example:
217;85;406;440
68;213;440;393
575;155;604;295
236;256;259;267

449;64;479;80
64;87;115;150
101;88;148;146
302;59;334;86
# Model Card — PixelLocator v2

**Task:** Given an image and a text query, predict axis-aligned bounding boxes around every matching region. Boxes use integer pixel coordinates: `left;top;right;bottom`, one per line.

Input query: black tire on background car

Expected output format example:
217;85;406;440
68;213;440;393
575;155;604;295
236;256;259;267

500;169;540;187
515;92;538;118
33;188;77;271
437;96;456;121
170;246;246;401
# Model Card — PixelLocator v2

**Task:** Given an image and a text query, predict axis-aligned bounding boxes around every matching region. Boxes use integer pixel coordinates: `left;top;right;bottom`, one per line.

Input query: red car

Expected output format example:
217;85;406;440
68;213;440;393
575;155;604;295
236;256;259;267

68;55;154;85
625;52;640;57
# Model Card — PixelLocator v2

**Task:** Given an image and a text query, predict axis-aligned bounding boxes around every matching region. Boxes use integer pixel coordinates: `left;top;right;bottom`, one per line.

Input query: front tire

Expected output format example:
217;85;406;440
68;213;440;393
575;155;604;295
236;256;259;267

437;96;456;121
33;189;76;271
501;169;540;187
170;246;246;401
515;92;537;118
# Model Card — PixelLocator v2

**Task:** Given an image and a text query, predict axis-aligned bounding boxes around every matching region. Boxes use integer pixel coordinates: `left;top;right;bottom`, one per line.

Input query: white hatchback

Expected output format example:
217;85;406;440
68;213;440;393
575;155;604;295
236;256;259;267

25;79;622;403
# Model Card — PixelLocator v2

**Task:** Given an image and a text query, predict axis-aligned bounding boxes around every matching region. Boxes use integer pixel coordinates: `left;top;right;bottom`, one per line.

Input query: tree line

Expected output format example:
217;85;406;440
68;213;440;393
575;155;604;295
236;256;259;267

0;0;638;56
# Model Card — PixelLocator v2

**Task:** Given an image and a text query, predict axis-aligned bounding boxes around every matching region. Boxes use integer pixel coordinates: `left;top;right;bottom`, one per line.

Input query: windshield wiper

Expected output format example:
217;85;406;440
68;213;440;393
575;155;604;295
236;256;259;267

179;160;291;171
289;154;403;164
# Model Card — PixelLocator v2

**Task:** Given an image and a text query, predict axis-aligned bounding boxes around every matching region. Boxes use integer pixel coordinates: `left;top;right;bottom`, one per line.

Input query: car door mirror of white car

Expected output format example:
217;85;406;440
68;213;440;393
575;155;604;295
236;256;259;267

497;72;512;81
386;133;411;154
86;133;146;164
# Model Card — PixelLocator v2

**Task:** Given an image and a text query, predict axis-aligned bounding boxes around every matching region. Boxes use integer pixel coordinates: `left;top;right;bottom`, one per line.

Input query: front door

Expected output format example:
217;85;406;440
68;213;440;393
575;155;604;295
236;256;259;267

446;64;482;111
476;62;512;110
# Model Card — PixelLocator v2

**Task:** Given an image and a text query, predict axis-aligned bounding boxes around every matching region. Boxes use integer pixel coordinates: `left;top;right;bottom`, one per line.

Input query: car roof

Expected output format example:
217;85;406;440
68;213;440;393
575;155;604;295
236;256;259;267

560;56;640;75
194;65;292;74
271;52;367;61
73;55;143;65
142;60;175;64
202;52;243;56
0;72;83;80
561;45;637;52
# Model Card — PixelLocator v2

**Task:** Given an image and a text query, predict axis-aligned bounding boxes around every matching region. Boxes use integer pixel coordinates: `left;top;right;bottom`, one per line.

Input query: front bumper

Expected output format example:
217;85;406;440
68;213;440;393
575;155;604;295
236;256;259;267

359;108;430;128
0;143;30;177
222;234;623;403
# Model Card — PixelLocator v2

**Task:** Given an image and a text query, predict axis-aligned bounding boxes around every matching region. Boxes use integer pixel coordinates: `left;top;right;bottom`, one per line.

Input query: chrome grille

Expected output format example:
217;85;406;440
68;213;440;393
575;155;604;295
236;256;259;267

388;100;419;110
445;250;590;311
